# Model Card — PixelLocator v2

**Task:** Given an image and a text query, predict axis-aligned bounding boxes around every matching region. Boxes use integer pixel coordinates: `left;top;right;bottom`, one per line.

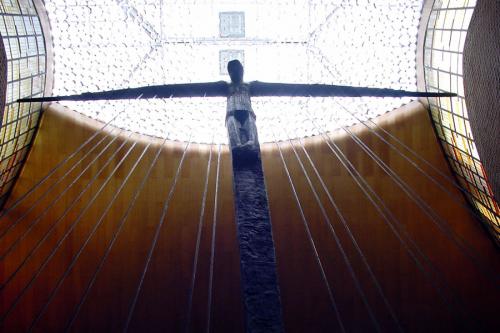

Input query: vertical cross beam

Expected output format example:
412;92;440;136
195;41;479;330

230;148;284;333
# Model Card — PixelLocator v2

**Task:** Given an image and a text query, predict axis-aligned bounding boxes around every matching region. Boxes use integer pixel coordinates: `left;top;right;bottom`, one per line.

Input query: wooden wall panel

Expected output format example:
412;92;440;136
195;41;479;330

0;102;498;332
262;102;500;332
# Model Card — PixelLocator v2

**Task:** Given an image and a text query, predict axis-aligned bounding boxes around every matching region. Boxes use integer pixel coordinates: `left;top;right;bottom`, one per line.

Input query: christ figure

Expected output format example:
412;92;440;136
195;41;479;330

225;60;259;155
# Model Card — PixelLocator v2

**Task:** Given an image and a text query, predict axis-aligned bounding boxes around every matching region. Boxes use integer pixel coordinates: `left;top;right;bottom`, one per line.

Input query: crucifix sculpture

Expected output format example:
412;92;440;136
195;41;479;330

19;61;454;333
226;60;259;158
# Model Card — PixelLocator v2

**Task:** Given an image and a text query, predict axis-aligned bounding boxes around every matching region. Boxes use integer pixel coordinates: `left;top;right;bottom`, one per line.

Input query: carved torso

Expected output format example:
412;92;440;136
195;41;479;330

226;82;254;117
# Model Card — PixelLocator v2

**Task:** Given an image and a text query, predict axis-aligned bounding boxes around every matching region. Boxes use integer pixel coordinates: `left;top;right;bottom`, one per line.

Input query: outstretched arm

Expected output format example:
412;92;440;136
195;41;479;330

17;81;229;103
249;81;456;98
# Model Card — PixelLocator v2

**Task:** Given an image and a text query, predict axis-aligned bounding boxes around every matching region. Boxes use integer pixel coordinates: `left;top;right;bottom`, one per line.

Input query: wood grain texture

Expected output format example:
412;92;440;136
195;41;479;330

0;101;498;332
231;149;283;333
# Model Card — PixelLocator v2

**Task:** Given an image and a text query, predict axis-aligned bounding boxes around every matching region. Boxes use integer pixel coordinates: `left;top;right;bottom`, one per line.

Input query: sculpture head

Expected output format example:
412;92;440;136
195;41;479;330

228;60;244;84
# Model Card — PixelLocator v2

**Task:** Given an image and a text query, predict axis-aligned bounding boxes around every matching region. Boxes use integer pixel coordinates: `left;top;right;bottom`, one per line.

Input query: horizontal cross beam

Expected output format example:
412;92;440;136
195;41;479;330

18;82;456;103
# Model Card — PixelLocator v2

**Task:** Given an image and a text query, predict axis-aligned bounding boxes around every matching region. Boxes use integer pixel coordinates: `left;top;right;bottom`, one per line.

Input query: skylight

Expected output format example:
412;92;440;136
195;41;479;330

44;0;422;144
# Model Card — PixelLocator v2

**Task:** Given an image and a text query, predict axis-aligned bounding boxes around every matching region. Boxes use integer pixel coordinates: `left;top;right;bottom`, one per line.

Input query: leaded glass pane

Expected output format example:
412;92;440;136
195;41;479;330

0;0;46;206
424;0;499;241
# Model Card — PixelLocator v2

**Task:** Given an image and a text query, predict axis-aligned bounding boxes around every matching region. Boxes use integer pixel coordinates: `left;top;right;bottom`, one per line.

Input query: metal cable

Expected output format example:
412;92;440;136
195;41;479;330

281;124;397;332
295;133;404;331
64;135;170;332
206;144;221;333
335;101;487;222
0;94;145;241
304;112;464;322
0;134;138;323
185;139;214;333
0;127;118;241
28;141;153;331
0;94;151;263
373;117;466;188
0;107;127;219
273;131;346;333
0;129;126;266
123;136;192;332
343;125;499;288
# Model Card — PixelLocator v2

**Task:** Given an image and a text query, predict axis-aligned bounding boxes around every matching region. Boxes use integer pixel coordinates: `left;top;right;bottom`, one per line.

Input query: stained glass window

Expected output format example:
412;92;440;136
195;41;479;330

424;0;499;242
0;0;47;207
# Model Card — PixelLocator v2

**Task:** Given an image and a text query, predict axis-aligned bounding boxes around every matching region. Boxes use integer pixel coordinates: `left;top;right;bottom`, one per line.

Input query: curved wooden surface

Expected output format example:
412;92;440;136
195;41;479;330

0;102;498;332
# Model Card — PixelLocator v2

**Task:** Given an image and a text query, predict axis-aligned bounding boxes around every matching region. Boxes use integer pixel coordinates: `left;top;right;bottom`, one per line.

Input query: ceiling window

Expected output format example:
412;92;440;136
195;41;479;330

219;49;244;75
219;12;245;38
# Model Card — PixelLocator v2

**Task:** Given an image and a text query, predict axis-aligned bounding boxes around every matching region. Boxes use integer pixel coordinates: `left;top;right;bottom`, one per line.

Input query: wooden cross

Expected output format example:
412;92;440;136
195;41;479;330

19;62;454;333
